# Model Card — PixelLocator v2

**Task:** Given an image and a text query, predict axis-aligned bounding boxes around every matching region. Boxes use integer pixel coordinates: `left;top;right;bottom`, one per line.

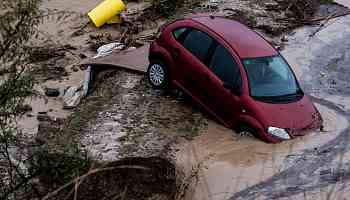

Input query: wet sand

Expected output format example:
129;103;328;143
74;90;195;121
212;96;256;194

335;0;350;8
40;0;100;13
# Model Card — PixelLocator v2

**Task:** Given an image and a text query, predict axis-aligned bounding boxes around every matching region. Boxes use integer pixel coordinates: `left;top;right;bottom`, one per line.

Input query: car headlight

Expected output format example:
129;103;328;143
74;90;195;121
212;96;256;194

268;127;290;140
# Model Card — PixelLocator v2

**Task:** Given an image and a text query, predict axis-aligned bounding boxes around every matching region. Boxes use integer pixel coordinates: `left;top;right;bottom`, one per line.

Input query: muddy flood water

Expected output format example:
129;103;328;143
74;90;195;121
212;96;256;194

176;15;350;200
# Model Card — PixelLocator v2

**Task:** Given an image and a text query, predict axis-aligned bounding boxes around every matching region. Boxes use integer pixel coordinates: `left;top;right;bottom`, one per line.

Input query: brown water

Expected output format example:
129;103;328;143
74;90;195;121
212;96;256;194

17;96;71;136
176;103;348;200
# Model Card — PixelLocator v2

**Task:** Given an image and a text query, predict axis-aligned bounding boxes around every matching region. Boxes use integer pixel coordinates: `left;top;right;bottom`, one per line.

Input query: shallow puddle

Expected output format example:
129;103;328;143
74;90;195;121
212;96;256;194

17;96;71;137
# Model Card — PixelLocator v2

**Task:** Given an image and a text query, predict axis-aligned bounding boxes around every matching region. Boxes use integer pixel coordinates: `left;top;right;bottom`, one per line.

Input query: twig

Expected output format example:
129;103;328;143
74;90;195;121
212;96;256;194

309;12;337;38
307;11;350;23
74;173;79;200
42;165;149;200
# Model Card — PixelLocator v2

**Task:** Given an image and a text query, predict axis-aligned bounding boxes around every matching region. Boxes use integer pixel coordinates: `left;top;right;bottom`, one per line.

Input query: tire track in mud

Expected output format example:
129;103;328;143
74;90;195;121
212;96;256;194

229;96;350;199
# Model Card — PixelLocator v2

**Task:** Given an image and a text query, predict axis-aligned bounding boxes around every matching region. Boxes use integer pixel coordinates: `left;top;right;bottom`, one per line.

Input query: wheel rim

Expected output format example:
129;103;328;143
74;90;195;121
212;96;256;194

149;64;165;86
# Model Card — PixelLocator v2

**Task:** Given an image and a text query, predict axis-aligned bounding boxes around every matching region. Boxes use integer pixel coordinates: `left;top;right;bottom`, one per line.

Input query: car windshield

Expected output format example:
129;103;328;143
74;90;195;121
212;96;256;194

242;55;302;100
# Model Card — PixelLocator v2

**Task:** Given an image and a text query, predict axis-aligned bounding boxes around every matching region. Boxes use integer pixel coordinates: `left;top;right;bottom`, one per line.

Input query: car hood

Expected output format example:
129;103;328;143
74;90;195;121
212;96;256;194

253;95;321;136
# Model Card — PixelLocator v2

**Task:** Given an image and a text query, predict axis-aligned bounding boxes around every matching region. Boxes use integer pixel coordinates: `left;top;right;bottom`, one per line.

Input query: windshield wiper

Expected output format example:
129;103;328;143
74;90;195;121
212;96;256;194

253;90;304;103
271;90;304;102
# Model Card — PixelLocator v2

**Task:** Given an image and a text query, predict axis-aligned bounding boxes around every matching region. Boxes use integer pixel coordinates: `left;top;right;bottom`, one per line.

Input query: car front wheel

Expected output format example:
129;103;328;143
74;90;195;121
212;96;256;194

237;124;257;138
147;60;169;89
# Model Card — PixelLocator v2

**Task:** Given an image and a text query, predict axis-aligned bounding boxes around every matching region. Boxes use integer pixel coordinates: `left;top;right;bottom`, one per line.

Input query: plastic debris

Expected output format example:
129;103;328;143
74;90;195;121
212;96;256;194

83;65;93;96
88;0;126;27
93;42;125;58
63;86;84;109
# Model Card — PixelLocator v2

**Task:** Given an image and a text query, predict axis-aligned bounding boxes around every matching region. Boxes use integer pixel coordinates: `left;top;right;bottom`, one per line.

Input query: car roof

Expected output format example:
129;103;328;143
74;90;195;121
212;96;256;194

188;15;277;58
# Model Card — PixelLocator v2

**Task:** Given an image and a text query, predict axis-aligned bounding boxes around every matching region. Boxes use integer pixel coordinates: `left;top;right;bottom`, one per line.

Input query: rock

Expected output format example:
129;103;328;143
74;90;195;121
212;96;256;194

265;2;279;10
45;88;60;97
79;65;87;71
19;104;32;113
281;35;289;42
37;114;51;122
71;65;79;72
207;0;220;9
79;53;87;59
320;169;332;175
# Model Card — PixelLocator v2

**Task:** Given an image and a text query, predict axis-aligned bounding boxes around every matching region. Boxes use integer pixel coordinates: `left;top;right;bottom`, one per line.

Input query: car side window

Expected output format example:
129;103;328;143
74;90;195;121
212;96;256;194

209;44;242;90
172;28;187;40
182;29;214;63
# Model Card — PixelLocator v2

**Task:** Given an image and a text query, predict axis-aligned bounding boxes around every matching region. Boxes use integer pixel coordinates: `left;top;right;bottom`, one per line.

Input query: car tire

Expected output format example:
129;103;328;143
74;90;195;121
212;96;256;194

237;124;258;138
147;60;169;90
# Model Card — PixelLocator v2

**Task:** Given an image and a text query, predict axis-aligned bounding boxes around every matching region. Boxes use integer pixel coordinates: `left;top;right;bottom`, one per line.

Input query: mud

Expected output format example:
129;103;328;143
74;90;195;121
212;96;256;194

283;14;350;106
17;96;71;137
37;156;176;200
80;69;208;161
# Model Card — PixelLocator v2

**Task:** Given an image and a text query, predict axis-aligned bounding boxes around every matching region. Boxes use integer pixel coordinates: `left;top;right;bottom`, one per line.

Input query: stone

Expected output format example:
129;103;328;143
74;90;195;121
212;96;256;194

45;88;60;97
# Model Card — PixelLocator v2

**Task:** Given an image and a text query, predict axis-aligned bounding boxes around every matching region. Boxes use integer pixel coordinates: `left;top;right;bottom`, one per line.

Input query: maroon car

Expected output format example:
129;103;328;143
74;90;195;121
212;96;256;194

147;15;322;143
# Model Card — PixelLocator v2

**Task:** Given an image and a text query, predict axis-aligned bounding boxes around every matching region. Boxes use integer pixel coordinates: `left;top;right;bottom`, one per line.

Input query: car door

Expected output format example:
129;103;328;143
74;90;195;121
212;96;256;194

203;43;243;127
169;28;214;100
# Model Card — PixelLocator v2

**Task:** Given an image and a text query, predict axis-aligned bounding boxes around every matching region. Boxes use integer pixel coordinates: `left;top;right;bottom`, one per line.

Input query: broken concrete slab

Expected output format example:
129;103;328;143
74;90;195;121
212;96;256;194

81;44;149;73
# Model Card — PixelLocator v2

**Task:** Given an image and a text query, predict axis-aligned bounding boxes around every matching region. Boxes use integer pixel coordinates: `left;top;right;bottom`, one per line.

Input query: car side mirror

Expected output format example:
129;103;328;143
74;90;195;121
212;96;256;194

223;82;241;96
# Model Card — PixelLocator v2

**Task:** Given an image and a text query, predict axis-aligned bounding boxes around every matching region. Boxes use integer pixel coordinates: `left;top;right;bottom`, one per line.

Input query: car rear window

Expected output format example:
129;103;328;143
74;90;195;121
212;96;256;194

173;28;187;40
209;44;242;91
182;29;214;63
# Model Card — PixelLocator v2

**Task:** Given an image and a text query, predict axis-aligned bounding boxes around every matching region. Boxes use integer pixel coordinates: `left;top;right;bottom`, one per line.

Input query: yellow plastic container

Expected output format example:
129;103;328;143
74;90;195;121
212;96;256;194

106;15;123;24
88;0;125;27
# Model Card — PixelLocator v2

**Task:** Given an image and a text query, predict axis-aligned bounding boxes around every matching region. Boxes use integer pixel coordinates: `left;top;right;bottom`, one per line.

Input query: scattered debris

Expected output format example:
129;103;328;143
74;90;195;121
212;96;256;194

87;33;118;52
83;65;93;96
63;86;84;109
71;65;80;72
93;42;125;58
88;0;126;27
37;113;51;122
150;0;181;17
